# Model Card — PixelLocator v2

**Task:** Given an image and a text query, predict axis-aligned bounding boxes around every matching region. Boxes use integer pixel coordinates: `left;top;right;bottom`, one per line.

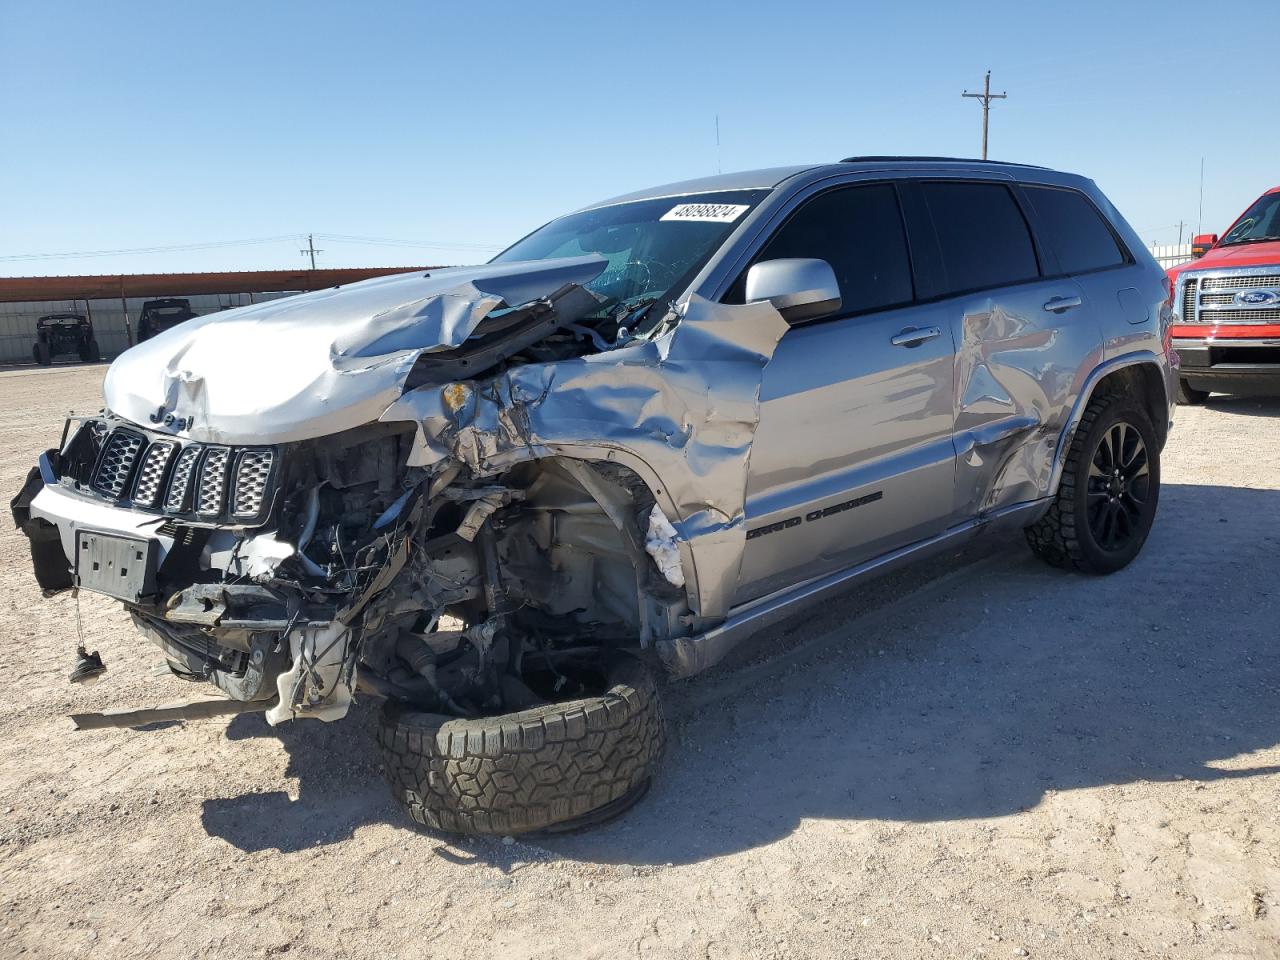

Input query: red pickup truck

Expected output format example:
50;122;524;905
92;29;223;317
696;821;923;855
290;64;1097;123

1168;187;1280;403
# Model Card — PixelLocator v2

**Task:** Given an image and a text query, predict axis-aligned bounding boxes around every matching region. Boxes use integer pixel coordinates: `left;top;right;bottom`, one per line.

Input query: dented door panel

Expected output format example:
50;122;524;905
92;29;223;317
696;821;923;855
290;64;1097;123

949;278;1104;516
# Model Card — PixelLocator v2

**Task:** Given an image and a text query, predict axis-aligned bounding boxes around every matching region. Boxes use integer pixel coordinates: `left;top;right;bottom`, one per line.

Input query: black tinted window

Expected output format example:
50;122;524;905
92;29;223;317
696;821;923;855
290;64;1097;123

1024;186;1126;274
921;182;1039;294
752;183;913;315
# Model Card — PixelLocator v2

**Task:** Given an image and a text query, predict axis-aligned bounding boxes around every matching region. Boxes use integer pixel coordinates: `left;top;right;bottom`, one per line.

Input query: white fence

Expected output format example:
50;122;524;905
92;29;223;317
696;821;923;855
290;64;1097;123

1148;243;1195;269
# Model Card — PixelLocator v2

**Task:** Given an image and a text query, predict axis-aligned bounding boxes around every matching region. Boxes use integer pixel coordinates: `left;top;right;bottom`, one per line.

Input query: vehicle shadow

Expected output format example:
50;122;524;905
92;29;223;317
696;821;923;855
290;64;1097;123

199;701;396;853
1199;395;1280;417
202;482;1280;866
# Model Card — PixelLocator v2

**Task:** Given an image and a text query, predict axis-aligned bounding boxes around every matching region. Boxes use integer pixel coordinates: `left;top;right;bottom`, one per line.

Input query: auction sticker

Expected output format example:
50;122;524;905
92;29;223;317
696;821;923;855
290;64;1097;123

660;202;750;223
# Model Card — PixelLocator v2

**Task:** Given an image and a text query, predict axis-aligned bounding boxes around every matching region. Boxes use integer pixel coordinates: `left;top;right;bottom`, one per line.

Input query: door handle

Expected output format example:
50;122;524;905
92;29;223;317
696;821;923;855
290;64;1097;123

890;326;942;347
1044;295;1083;313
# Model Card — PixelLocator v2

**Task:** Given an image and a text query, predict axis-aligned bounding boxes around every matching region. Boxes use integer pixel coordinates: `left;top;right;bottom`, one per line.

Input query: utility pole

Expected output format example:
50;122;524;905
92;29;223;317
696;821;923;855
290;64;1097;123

1197;158;1205;235
962;70;1007;160
715;114;721;174
300;234;323;269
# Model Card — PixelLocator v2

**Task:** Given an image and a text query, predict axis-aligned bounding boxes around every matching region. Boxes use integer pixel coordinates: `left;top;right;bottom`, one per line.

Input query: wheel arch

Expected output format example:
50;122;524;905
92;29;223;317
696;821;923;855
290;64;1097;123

1049;352;1170;497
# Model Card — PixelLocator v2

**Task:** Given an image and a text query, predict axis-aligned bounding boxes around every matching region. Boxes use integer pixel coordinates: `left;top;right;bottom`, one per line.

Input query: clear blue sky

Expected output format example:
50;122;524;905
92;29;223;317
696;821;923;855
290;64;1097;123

2;0;1275;276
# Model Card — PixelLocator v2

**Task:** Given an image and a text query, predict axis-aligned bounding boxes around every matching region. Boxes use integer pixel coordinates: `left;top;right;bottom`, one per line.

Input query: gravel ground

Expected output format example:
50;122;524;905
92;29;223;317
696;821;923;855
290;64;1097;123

1;363;1278;960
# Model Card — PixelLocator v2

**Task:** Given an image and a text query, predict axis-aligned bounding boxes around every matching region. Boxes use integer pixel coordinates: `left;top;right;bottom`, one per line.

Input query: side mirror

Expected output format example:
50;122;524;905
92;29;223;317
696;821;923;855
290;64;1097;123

745;258;842;324
1191;234;1218;258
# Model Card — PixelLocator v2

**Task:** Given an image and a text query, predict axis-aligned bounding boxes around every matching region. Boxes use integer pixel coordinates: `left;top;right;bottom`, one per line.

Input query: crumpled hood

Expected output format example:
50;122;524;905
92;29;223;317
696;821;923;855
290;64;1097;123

103;255;607;444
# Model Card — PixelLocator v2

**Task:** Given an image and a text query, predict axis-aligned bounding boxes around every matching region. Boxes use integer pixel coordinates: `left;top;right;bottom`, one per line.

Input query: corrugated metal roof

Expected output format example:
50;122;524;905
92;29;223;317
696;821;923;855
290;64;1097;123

0;266;442;303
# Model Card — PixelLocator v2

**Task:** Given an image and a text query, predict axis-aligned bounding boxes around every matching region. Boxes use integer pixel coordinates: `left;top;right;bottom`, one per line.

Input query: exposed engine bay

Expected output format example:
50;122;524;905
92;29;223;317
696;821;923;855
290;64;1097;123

156;424;689;723
27;379;690;727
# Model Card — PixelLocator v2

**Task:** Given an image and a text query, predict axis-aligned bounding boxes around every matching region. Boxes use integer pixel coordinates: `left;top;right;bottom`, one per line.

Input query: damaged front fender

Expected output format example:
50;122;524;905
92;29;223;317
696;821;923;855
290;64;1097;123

380;294;790;626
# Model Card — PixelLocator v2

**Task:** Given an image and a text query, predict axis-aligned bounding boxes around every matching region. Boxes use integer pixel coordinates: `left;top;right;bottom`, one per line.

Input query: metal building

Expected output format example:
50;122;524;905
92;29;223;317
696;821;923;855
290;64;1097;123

0;267;434;365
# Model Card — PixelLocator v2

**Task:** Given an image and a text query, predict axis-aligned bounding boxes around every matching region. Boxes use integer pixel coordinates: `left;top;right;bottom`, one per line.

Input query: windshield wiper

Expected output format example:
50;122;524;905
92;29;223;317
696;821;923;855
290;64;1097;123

612;295;659;325
1219;235;1280;247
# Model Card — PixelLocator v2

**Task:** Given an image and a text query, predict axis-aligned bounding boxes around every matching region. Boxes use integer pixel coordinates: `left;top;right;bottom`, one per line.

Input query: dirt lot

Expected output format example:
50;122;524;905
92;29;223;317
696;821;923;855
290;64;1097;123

1;363;1278;960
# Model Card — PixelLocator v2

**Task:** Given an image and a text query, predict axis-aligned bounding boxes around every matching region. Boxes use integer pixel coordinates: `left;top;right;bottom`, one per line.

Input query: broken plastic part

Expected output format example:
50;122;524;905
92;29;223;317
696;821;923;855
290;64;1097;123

644;504;685;588
265;623;354;725
69;645;106;684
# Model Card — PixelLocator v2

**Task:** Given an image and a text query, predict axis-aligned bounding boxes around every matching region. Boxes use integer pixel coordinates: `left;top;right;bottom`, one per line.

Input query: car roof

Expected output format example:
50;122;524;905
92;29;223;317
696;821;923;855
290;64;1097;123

580;157;1080;210
580;166;815;209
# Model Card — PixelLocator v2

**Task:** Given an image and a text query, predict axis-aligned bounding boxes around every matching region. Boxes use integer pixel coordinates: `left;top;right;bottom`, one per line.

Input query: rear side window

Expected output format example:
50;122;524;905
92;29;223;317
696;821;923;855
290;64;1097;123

750;183;914;316
920;182;1040;295
1023;185;1127;274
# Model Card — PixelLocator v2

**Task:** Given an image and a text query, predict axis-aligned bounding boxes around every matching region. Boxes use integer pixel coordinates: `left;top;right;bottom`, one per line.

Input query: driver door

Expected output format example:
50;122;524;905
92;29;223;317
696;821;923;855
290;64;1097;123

734;182;957;602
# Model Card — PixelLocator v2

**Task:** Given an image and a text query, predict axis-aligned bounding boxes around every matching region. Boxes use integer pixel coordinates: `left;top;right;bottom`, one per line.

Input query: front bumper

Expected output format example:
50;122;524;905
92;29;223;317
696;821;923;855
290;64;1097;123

13;453;178;593
12;447;356;722
1173;330;1280;394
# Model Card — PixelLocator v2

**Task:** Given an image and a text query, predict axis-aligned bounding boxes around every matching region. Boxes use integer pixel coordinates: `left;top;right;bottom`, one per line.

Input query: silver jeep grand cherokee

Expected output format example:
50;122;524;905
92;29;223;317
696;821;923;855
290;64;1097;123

13;157;1177;834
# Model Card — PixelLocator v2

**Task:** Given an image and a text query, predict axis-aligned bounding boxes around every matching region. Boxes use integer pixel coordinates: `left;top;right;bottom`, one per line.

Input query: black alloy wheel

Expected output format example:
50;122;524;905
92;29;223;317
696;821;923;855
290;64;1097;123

1086;420;1151;552
1024;393;1160;575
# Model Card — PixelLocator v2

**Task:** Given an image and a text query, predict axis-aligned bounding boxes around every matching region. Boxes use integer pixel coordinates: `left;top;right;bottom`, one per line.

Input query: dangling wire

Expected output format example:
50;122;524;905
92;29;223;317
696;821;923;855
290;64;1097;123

74;589;87;652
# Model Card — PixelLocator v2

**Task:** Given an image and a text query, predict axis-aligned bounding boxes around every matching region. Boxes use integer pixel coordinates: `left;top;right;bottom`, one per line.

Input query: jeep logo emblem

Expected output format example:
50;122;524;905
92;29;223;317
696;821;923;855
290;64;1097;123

148;405;193;431
1234;289;1280;306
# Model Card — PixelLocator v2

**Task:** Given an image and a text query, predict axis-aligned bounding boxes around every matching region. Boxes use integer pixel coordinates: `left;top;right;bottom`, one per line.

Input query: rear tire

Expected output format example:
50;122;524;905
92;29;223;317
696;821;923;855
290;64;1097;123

35;341;51;366
1177;379;1209;405
1025;392;1160;574
377;655;664;835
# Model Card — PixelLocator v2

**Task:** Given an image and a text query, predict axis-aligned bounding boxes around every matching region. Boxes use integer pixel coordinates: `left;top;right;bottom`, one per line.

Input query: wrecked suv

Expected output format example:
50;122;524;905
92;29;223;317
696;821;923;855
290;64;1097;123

13;158;1177;834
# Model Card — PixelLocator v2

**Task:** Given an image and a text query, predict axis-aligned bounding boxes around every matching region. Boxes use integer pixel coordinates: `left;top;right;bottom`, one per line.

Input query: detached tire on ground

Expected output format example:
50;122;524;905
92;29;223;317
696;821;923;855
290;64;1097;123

1025;391;1160;575
377;655;664;835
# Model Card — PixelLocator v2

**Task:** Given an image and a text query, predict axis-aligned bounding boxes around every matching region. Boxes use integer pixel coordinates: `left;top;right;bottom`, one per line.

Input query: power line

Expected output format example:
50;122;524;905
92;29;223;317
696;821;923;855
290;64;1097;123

962;70;1008;160
0;231;506;263
315;233;504;251
0;234;304;262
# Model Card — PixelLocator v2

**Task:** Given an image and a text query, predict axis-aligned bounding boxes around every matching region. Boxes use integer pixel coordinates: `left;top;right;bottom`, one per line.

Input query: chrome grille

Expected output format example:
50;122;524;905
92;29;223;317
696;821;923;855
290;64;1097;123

92;431;145;497
165;445;202;512
197;447;231;516
131;440;177;506
1181;270;1280;324
1197;308;1280;323
1203;274;1280;290
232;449;275;518
1181;278;1198;323
86;422;277;523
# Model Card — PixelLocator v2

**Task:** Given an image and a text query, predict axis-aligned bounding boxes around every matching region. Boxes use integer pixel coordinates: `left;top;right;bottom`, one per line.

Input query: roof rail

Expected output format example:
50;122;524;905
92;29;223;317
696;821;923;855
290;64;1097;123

839;155;1047;169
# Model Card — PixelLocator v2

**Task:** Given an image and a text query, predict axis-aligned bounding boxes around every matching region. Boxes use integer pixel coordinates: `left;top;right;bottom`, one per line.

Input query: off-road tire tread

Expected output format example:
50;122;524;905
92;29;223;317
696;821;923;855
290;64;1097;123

1025;392;1156;574
1176;379;1209;405
376;656;663;835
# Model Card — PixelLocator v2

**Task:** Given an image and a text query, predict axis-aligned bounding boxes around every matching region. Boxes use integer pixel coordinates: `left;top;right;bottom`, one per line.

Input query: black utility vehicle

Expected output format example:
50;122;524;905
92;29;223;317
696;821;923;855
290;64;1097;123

32;314;100;366
137;298;199;342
